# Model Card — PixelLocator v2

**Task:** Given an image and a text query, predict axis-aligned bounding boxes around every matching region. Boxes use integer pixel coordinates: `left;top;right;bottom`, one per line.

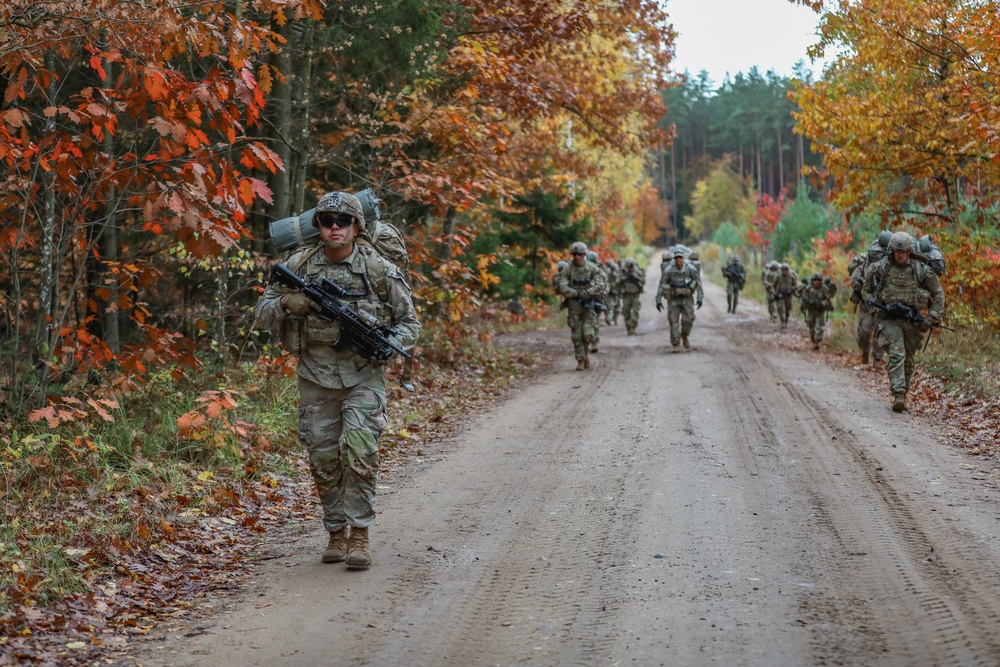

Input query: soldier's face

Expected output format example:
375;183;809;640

572;252;586;266
320;214;359;249
892;249;910;264
812;279;822;286
674;256;684;268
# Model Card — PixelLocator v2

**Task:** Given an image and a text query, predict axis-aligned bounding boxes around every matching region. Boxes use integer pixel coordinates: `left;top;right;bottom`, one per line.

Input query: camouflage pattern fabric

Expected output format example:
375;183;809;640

656;261;703;346
771;271;799;325
298;375;386;531
862;256;945;398
763;267;780;318
254;242;420;533
555;260;609;361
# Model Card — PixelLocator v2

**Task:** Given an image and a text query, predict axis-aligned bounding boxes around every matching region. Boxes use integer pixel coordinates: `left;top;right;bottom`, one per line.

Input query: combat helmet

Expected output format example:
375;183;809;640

624;257;637;268
314;191;364;227
877;230;893;248
570;241;587;256
810;272;822;281
672;247;686;258
586;251;598;262
888;231;914;252
556;260;568;271
780;263;790;271
768;260;779;270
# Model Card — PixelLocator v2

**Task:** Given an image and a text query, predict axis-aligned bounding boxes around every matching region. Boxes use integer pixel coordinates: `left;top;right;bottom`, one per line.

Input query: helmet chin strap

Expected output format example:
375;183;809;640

325;238;352;249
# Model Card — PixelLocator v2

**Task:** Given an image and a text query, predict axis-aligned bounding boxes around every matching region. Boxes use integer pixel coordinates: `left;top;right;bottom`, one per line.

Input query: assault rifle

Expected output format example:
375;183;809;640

864;300;954;332
768;288;793;303
269;263;410;361
583;299;608;313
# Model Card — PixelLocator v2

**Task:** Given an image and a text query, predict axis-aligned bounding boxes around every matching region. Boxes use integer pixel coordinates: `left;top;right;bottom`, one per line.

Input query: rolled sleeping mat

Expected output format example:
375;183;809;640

269;208;317;254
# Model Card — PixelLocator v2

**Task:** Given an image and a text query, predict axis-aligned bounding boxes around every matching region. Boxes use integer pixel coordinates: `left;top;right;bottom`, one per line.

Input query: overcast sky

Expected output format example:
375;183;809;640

667;0;828;87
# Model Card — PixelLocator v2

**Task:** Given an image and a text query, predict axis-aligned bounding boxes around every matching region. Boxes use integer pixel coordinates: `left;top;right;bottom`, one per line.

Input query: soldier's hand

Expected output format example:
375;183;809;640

656;302;663;312
281;293;316;317
696;299;703;310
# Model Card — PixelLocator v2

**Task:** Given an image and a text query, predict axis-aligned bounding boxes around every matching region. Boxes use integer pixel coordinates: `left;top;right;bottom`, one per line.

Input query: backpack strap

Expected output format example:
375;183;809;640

361;245;391;302
288;243;324;275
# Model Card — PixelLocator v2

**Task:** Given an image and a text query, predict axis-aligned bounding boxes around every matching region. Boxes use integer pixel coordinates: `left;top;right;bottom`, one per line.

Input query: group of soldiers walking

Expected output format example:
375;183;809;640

553;228;947;413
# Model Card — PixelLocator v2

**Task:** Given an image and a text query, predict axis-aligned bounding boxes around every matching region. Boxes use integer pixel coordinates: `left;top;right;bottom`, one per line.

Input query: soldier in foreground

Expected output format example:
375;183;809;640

771;263;799;329
655;248;703;352
555;242;609;370
848;230;892;364
797;272;838;349
722;256;747;313
255;191;420;568
619;257;646;335
861;231;945;412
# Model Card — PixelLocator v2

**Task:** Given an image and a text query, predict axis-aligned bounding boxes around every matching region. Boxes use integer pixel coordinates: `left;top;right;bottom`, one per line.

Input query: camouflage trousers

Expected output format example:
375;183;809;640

856;306;883;359
667;297;696;346
622;293;642;331
726;282;741;310
567;304;600;360
612;293;623;323
875;319;925;396
803;308;827;342
297;375;387;533
765;289;776;317
776;295;794;324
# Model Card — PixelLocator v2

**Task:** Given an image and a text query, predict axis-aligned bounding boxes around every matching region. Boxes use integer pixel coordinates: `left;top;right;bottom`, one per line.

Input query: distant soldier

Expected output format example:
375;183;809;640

797;272;838;349
762;261;780;319
587;251;605;351
604;258;622;325
849;230;892;364
771;263;799;329
722;256;747;313
619;257;646;335
656;248;703;352
862;231;945;412
555;242;609;370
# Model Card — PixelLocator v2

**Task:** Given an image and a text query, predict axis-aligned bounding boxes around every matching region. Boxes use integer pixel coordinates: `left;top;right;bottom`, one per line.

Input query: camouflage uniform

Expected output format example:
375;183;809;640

255;242;420;535
619;259;645;335
604;259;622;325
556;249;609;369
722;258;747;313
861;234;944;409
771;266;799;328
763;262;780;319
656;258;703;351
849;253;882;364
796;274;838;348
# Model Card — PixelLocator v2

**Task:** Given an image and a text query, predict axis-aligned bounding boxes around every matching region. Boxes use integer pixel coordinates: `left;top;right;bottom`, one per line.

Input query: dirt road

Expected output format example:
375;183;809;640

138;268;1000;667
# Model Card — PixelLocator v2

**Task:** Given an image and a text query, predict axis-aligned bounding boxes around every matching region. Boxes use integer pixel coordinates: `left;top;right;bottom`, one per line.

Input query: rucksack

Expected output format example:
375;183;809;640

916;235;946;276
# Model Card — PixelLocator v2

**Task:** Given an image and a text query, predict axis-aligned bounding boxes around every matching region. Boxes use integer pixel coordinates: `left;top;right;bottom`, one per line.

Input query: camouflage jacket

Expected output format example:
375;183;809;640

796;280;838;312
255;243;420;390
619;267;646;295
861;257;944;320
555;261;609;302
656;261;703;302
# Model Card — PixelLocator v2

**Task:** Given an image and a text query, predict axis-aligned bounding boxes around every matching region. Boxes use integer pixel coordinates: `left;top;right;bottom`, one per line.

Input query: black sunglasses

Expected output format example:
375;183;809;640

572;251;585;256
317;215;355;229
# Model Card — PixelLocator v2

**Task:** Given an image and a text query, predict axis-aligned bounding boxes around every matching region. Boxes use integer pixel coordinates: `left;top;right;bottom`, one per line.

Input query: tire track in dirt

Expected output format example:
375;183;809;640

723;318;1000;666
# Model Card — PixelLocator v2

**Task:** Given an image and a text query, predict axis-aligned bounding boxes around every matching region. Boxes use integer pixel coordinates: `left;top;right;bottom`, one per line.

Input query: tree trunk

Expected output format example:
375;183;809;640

292;19;315;214
266;12;294;221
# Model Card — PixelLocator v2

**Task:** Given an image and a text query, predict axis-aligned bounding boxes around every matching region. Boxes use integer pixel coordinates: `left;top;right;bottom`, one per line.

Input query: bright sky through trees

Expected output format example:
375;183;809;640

668;0;827;87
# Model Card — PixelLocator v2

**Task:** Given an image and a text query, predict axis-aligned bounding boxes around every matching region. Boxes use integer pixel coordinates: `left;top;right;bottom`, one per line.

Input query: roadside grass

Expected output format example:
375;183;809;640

0;314;546;665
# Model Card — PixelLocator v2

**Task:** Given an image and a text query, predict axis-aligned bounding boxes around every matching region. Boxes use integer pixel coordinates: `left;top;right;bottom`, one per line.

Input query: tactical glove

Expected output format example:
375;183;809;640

281;293;315;317
696;299;703;310
656;302;663;312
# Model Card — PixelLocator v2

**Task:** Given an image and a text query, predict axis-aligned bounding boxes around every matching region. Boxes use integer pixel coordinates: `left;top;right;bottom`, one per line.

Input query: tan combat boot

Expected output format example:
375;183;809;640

861;349;870;365
346;526;371;568
891;394;907;412
322;527;350;563
576;358;586;371
682;336;690;349
671;344;680;353
583;354;590;369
